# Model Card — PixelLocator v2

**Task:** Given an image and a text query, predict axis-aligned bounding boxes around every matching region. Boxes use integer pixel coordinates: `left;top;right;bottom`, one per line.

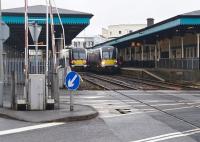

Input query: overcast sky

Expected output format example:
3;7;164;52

2;0;200;36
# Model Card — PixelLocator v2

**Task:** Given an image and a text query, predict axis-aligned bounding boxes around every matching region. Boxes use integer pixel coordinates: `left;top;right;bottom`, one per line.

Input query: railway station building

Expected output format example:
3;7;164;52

93;11;200;82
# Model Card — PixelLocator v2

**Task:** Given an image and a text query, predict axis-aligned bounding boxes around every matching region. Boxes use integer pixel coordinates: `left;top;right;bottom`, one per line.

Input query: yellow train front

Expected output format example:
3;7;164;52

70;48;87;71
88;46;120;73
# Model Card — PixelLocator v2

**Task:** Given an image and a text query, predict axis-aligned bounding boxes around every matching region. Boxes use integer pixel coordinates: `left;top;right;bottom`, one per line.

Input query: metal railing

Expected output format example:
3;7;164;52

157;58;199;70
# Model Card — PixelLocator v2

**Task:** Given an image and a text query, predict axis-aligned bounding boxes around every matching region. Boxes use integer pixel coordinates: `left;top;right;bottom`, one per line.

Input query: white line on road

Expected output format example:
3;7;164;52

130;128;200;142
0;122;65;136
102;105;197;118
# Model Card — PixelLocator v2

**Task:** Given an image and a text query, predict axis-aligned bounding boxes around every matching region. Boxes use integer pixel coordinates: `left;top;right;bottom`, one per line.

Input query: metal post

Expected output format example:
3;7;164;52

141;46;144;61
11;71;15;109
155;44;157;68
168;39;171;59
49;0;57;71
0;0;3;107
70;91;73;111
24;0;29;103
34;23;39;74
124;48;127;61
149;46;151;60
197;33;200;58
181;37;184;58
134;47;136;60
45;0;49;99
158;41;161;60
129;47;132;61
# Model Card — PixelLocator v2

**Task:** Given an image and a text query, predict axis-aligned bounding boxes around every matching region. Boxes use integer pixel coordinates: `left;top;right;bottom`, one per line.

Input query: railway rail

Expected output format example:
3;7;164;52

81;73;200;129
81;73;136;90
82;73;189;90
120;74;199;90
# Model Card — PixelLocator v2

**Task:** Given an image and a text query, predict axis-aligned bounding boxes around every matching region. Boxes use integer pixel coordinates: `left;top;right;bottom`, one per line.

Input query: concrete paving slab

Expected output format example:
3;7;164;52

0;104;98;123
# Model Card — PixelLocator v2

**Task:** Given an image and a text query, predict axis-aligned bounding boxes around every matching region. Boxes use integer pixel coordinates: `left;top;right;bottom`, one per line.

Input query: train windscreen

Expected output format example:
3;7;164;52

102;50;116;59
73;51;86;60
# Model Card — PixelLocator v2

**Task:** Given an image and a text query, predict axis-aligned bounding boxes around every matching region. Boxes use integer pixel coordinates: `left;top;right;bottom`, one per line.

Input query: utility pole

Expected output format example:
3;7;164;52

0;0;3;107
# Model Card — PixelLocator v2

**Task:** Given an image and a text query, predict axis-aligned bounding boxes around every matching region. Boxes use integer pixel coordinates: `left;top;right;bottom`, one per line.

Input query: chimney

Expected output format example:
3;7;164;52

147;18;154;27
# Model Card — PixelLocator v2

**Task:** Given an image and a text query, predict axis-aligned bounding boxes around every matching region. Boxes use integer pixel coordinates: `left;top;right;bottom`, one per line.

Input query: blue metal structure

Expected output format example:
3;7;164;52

93;16;200;48
2;16;90;25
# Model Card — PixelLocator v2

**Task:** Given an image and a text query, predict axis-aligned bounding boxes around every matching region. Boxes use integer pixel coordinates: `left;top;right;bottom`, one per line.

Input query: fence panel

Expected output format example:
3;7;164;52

158;58;199;70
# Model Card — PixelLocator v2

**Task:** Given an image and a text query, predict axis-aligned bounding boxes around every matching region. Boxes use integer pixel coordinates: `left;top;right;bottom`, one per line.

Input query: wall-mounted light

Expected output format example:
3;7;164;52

187;26;194;30
131;42;135;47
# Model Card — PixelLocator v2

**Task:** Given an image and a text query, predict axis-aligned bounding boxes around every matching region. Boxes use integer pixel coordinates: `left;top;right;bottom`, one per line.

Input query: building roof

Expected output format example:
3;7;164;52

182;10;200;16
2;5;93;25
92;10;200;48
2;5;93;17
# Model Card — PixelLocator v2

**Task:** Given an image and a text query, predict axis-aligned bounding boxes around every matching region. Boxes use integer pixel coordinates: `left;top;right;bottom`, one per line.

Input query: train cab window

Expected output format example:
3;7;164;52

73;52;79;59
102;50;116;59
73;51;86;60
79;52;86;59
102;52;110;59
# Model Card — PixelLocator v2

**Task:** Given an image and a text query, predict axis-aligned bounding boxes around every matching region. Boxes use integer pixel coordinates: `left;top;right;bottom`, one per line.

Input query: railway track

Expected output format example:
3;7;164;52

83;73;183;90
80;72;200;129
80;72;198;90
120;74;199;90
82;74;200;129
113;90;200;129
81;73;137;90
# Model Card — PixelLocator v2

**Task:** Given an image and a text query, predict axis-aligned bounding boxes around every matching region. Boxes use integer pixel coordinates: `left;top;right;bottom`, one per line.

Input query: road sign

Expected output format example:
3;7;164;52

29;23;42;42
0;20;10;41
65;71;80;91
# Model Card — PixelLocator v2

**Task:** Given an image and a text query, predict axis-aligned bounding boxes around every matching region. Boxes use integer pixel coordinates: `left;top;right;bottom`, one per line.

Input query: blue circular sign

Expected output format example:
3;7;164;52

65;71;80;90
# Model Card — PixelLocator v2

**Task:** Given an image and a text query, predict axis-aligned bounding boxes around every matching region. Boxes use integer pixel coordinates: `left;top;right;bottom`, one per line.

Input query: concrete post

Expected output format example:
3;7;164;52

197;34;200;58
168;39;171;59
181;37;184;58
0;0;3;107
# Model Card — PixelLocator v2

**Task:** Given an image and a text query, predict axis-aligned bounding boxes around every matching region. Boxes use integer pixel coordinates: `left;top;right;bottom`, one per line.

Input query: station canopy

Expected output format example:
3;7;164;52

2;5;93;52
93;10;200;48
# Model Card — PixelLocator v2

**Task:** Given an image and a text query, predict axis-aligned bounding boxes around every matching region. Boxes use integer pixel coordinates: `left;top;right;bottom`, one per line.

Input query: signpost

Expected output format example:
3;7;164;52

29;23;42;74
65;71;80;111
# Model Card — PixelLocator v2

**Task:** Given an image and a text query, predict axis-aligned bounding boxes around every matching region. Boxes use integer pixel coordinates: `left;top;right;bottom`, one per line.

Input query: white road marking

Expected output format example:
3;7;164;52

0;122;65;136
130;128;200;142
102;105;197;118
163;106;195;111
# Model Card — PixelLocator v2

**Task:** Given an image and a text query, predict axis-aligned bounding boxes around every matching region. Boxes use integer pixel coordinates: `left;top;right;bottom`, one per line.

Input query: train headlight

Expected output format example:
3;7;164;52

101;61;105;66
83;60;87;64
71;60;75;64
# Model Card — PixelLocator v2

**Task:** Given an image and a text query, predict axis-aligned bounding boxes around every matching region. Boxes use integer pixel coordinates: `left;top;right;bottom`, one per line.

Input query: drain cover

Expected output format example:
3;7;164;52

116;109;131;114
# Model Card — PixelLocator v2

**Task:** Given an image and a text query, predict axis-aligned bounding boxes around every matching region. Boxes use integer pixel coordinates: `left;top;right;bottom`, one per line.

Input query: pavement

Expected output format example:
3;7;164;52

0;104;98;123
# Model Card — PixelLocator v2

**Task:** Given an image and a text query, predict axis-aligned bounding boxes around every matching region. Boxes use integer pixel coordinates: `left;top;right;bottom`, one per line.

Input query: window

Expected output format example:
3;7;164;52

129;30;133;33
74;42;77;47
119;31;122;34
